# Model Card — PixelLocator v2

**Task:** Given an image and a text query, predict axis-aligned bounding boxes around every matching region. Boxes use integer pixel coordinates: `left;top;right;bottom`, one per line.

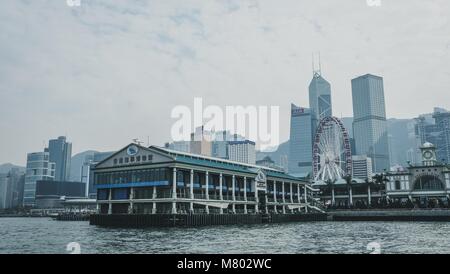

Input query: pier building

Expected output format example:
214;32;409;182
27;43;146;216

385;142;450;206
92;144;323;216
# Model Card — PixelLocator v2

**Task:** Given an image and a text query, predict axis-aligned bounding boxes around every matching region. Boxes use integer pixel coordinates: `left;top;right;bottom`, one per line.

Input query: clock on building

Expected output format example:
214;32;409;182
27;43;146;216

420;142;437;165
127;145;139;156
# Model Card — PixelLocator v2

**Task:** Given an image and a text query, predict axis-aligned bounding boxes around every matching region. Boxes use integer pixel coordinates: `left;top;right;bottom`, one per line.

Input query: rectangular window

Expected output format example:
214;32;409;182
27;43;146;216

142;155;147;161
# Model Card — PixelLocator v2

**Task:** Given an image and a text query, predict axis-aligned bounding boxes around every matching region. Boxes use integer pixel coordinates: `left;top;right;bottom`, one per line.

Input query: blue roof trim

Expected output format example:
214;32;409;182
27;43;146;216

96;180;169;189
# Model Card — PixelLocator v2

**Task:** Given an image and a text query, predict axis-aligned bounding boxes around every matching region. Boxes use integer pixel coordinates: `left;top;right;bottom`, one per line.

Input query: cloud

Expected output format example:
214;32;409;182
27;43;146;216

0;0;449;165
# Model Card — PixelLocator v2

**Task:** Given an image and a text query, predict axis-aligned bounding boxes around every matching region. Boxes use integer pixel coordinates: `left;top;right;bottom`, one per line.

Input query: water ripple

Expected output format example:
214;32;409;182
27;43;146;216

1;218;450;254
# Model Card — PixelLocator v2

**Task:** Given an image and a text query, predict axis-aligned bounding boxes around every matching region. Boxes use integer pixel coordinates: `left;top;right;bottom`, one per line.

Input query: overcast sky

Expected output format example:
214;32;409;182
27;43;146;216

1;0;449;165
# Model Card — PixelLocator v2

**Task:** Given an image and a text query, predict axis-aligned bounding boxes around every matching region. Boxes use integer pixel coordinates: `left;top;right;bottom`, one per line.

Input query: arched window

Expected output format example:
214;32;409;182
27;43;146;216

413;175;444;191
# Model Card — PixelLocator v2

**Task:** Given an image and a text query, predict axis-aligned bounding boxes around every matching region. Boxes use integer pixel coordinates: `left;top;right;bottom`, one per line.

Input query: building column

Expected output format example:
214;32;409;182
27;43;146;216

129;187;134;214
96;203;99;214
152;202;156;214
273;181;277;214
304;186;308;213
290;182;294;204
331;186;335;206
349;185;353;207
282;182;286;214
232;175;236;213
205;171;209;200
219;173;223;200
204;170;210;216
243;177;247;201
190;169;194;213
172;168;177;214
243;176;247;214
265;194;268;214
254;179;259;214
219;173;223;214
190;170;194;199
367;184;371;206
297;184;301;204
108;188;112;214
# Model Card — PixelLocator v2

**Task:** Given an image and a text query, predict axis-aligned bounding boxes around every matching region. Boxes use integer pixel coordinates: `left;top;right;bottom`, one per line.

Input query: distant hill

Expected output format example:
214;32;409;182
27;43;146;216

0;163;25;174
69;150;98;182
256;140;290;170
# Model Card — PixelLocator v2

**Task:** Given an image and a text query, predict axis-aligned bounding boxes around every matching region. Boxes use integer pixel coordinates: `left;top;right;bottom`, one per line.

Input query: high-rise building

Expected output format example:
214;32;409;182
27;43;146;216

48;136;72;181
0;168;25;209
351;74;390;172
23;150;55;206
288;104;313;176
166;141;191;153
81;151;114;199
352;155;373;180
211;131;233;159
7;168;25;208
309;71;332;133
0;174;9;209
414;108;450;164
190;126;212;156
227;140;256;164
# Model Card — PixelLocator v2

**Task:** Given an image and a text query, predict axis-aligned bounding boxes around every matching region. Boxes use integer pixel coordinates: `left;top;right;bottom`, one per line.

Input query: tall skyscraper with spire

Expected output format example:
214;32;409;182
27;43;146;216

309;56;332;135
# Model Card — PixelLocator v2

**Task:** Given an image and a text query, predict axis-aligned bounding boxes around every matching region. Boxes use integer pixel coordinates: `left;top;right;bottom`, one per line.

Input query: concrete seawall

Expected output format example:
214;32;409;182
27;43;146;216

329;210;450;222
90;213;328;228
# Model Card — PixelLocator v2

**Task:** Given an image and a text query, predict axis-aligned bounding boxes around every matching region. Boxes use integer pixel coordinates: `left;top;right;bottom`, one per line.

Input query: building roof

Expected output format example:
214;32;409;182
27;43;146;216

422;142;435;148
151;146;306;182
94;143;307;183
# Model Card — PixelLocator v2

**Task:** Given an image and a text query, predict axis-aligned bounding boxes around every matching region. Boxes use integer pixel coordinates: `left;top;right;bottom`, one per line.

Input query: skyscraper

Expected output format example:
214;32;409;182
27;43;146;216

227;140;256;164
309;71;332;133
352;155;373;180
351;74;390;172
414;108;450;164
48;136;72;181
0;174;9;209
288;104;313;176
23;149;55;206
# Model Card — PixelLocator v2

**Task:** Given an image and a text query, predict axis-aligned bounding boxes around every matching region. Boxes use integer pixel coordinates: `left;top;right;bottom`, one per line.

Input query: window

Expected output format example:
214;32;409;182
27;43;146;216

395;180;401;190
148;155;153;161
125;157;129;163
130;156;135;162
142;155;147;161
119;158;123;164
136;156;141;162
413;175;445;191
113;159;118;165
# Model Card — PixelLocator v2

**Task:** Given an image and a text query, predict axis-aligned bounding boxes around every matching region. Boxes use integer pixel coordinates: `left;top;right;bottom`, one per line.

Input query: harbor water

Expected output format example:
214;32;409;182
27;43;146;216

1;217;450;254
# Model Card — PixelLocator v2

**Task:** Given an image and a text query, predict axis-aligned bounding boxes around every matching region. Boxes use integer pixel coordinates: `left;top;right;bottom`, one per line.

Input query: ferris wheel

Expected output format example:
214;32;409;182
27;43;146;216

313;116;352;182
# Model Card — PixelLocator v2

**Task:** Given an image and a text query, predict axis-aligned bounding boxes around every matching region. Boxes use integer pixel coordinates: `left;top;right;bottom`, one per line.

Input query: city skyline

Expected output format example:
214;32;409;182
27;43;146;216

1;0;450;165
